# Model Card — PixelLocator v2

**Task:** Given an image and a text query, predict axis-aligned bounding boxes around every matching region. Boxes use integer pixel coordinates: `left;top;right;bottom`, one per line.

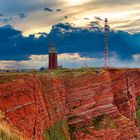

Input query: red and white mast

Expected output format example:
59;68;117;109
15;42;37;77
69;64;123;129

104;18;109;68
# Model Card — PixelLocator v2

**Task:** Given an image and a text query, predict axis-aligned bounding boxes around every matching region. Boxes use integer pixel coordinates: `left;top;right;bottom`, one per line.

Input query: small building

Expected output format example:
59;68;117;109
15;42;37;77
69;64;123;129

48;43;58;70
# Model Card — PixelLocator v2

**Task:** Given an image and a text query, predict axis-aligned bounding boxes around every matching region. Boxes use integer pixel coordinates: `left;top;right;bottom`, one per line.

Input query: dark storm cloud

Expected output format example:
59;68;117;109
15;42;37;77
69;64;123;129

64;16;68;19
0;17;13;23
0;25;48;60
0;13;3;17
44;7;53;12
18;13;26;19
44;7;63;12
89;21;100;26
0;23;140;61
56;9;62;12
37;32;48;37
95;16;103;21
0;25;21;39
0;0;64;14
49;23;139;60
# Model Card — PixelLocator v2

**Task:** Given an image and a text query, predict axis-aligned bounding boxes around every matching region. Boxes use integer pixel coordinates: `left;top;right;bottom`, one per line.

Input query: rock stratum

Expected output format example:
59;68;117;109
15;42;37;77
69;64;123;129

0;69;140;140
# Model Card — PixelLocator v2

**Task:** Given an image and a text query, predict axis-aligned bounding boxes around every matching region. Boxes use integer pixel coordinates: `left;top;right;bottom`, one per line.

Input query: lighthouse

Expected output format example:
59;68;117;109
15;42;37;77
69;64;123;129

48;43;58;70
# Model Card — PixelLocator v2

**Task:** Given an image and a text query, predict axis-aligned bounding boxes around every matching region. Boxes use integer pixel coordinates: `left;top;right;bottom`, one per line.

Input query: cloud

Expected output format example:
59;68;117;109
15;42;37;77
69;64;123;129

0;1;62;14
0;13;3;17
0;25;48;60
95;16;103;21
83;0;140;8
84;18;90;20
56;9;62;12
44;7;53;12
18;13;26;19
37;32;48;37
50;23;139;60
0;24;21;39
0;0;140;69
1;53;140;69
0;0;140;36
133;54;140;61
0;17;13;23
0;22;140;68
64;16;68;19
0;53;97;69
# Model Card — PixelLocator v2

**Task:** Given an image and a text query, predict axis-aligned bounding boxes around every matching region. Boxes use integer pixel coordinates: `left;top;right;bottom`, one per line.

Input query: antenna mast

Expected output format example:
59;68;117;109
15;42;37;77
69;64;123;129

104;18;109;68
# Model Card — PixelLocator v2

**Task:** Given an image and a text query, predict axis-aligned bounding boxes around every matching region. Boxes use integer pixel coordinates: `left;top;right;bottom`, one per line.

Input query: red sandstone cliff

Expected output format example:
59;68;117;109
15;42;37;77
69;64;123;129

0;69;140;140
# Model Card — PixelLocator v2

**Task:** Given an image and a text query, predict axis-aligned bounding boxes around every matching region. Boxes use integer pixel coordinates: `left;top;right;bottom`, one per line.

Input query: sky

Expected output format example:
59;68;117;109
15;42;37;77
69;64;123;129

1;0;140;35
0;0;140;69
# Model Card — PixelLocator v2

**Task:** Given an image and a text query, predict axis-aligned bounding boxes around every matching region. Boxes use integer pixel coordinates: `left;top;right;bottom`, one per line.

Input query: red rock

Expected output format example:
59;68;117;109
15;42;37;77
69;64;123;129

0;69;140;139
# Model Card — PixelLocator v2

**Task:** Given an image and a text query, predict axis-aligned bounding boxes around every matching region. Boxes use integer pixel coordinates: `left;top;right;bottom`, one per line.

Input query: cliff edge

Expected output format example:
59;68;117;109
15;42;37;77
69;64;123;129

0;68;140;140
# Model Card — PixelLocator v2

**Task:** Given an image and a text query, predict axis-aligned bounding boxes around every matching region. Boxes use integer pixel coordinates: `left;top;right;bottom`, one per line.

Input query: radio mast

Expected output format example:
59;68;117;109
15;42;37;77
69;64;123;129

104;18;109;68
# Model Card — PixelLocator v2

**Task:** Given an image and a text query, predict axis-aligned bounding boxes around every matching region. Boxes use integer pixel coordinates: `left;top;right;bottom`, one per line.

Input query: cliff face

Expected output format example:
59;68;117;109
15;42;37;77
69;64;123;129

0;74;70;140
0;69;140;140
64;69;140;140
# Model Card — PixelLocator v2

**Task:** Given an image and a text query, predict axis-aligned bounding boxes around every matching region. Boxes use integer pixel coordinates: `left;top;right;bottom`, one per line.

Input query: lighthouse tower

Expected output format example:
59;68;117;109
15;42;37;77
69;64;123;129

48;43;58;70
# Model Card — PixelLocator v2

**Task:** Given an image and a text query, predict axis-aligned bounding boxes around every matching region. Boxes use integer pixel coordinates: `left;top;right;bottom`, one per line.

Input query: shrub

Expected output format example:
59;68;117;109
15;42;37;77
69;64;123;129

44;118;70;140
69;125;76;133
92;114;117;130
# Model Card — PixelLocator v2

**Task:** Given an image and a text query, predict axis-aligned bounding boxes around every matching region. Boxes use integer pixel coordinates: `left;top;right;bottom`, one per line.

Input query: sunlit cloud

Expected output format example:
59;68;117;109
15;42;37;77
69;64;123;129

63;0;91;6
0;0;140;35
0;53;94;69
0;53;140;69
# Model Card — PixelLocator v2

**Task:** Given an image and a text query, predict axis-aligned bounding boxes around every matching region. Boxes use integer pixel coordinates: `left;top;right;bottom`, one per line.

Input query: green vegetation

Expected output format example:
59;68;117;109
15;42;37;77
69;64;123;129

68;116;77;121
136;97;140;127
69;123;90;140
137;110;140;127
42;68;104;77
68;125;77;140
0;112;21;140
0;68;104;80
44;118;70;140
92;114;117;130
72;106;79;110
137;97;140;107
0;75;18;83
0;129;20;140
0;79;16;83
69;125;76;133
82;127;90;134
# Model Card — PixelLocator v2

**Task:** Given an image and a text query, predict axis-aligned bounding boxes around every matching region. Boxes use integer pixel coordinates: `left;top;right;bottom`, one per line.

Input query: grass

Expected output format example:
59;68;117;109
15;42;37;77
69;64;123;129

137;97;140;107
0;75;18;83
41;68;104;77
82;128;90;134
92;114;117;130
137;110;140;127
68;125;77;140
44;118;70;140
0;128;20;140
136;97;140;128
69;125;77;134
0;68;104;80
0;111;23;140
72;106;79;110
